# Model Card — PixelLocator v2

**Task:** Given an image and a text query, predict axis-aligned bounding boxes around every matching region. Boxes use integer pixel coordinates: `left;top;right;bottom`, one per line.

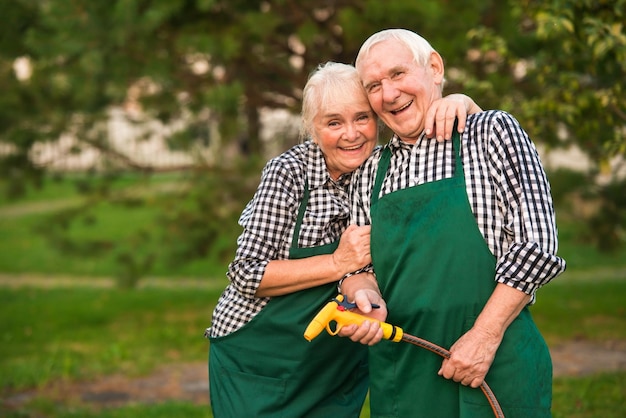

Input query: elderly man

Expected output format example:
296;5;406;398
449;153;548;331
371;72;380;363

340;29;566;418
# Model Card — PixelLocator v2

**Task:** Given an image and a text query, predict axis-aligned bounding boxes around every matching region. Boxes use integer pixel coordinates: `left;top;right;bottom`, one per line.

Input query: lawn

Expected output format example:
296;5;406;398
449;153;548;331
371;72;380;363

0;174;625;418
0;173;223;279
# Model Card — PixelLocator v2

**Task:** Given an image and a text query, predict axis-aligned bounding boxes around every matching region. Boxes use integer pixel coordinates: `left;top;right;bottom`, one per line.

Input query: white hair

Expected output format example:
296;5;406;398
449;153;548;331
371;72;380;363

355;29;444;92
356;28;436;70
300;62;368;140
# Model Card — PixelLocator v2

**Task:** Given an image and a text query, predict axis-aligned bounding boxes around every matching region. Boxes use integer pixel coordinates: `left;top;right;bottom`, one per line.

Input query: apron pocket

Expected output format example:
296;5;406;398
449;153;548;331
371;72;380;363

461;311;552;418
210;365;288;418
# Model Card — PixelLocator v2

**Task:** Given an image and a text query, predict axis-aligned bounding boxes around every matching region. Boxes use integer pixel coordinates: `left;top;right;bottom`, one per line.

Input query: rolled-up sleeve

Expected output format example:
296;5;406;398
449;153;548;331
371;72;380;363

489;113;566;296
226;161;299;298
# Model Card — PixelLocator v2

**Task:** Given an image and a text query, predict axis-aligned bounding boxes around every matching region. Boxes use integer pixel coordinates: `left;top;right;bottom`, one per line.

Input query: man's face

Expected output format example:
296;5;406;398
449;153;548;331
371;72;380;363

357;40;444;143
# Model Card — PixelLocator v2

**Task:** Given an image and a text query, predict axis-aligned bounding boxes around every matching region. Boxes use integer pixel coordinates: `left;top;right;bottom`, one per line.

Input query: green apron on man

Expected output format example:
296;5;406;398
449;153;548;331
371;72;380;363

367;132;552;418
209;179;368;418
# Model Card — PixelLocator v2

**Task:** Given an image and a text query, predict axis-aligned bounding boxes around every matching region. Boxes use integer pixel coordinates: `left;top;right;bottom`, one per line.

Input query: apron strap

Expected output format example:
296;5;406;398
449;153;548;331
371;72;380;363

371;146;392;207
289;175;340;258
452;120;464;179
373;119;463;210
291;177;310;248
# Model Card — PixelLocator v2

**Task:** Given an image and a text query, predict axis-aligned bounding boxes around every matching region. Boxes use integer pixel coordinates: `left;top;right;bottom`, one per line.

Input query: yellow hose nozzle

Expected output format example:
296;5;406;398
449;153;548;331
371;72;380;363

304;295;403;342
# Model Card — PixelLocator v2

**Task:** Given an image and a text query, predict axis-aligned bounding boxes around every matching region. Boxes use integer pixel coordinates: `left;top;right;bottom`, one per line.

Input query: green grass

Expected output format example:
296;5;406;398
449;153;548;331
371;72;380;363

0;285;222;391
552;373;626;418
533;276;626;418
2;401;213;418
0;173;224;279
556;217;626;272
0;207;156;277
1;173;625;417
0;172;183;206
531;273;626;345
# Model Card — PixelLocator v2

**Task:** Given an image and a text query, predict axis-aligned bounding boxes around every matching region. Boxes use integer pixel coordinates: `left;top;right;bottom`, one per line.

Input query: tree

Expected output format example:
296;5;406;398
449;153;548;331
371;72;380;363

1;0;622;286
454;0;626;250
1;0;493;285
518;0;626;250
0;0;495;177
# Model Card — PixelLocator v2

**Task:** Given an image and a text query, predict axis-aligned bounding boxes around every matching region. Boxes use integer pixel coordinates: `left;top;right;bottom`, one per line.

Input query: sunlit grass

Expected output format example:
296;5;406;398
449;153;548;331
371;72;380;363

1;173;625;418
0;286;220;391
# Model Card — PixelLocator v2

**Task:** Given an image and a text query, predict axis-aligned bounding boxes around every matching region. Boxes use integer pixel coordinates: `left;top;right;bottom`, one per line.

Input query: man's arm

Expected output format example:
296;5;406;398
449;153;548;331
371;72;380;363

440;111;565;388
438;283;530;388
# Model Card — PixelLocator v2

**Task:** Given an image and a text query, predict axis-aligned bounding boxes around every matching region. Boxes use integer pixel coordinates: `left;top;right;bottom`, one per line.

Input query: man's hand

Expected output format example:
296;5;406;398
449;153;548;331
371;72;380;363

438;283;531;388
424;94;482;141
338;277;387;346
438;326;501;388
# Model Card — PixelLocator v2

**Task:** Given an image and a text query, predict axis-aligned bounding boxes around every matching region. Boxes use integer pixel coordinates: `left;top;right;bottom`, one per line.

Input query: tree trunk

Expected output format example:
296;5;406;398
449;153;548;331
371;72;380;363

242;102;261;156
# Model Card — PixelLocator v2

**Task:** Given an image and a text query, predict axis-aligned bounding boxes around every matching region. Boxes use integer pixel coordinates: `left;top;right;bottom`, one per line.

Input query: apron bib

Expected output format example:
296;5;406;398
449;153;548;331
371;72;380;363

209;179;368;417
368;132;552;418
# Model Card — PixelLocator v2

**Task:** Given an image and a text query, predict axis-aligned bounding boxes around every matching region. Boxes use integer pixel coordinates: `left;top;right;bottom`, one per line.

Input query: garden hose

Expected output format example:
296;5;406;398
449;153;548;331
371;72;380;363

304;295;505;418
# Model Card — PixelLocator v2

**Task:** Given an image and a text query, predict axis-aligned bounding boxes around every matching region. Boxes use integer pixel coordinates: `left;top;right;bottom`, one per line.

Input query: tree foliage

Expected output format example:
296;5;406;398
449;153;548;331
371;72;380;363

461;0;626;249
1;0;623;285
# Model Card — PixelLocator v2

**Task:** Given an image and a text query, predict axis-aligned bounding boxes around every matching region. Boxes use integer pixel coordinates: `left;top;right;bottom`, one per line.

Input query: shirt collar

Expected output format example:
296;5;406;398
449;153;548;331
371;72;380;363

306;141;351;189
387;132;427;150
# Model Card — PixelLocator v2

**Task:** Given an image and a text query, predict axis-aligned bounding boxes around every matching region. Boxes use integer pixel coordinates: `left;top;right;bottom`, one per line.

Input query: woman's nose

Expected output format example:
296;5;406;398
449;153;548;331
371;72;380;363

344;123;360;140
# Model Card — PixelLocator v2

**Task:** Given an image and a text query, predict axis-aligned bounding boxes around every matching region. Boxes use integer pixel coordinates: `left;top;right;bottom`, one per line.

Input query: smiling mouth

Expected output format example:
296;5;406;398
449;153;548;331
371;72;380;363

341;143;364;151
391;100;412;115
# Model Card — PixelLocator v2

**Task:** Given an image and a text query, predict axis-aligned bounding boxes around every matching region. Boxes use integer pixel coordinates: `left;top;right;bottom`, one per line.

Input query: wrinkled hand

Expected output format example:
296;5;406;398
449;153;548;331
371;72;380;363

337;289;387;346
332;224;371;275
438;326;502;388
424;94;473;142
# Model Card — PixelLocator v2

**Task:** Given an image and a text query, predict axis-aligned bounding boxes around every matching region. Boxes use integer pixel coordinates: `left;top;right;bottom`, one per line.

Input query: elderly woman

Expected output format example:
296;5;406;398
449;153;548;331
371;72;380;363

206;61;479;417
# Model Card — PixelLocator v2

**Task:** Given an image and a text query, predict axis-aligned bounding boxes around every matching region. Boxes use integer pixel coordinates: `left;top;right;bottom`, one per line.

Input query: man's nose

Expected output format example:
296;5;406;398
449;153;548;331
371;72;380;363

381;80;399;103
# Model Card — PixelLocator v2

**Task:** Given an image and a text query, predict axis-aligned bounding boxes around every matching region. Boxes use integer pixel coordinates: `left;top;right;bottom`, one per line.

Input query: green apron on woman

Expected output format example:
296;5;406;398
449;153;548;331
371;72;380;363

368;132;552;418
209;179;368;418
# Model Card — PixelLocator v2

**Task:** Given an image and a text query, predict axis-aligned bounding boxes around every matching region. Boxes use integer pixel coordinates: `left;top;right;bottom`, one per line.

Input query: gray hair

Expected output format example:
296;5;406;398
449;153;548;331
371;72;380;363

355;29;444;93
356;28;436;69
300;62;368;140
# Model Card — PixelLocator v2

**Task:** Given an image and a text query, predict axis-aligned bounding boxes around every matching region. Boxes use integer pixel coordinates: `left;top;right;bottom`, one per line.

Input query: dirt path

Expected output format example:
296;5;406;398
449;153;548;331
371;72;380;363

3;363;210;410
2;274;626;412
3;339;626;412
551;339;626;376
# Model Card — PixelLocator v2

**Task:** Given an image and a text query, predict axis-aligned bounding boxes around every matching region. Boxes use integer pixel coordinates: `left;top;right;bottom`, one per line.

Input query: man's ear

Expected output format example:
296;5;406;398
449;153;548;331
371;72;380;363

429;51;445;85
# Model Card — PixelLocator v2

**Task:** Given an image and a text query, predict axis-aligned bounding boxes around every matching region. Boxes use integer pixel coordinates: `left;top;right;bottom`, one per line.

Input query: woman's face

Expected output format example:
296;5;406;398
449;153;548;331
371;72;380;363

312;92;378;180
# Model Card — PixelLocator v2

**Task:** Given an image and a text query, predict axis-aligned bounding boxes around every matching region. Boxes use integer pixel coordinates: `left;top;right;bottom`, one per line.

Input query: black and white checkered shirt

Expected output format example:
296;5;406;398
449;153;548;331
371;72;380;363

209;141;354;337
350;110;566;297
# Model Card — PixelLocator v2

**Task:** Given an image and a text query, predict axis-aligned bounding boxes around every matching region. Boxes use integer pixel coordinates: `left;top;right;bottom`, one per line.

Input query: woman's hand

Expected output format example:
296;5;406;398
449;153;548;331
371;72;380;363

332;224;371;275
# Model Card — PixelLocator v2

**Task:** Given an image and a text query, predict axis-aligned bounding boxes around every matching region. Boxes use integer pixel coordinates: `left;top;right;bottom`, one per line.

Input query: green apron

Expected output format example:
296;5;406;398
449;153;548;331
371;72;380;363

209;179;368;418
368;132;552;418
